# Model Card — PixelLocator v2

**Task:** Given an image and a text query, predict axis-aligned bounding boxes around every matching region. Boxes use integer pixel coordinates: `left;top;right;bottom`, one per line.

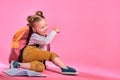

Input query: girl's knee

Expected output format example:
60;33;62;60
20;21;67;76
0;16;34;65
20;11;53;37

30;61;45;72
51;53;59;61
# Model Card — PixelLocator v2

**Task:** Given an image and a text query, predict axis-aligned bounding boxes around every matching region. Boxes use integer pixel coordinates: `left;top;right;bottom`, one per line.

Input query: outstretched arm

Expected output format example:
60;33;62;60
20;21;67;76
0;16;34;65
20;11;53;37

29;26;60;45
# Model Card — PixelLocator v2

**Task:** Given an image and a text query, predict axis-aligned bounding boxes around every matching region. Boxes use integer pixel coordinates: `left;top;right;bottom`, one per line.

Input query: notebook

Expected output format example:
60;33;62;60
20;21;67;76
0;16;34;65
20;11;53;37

3;68;45;77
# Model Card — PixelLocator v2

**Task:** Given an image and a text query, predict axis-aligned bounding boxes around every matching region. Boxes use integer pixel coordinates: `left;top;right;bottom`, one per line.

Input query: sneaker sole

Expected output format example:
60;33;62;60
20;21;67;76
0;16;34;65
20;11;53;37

10;61;14;68
62;72;78;75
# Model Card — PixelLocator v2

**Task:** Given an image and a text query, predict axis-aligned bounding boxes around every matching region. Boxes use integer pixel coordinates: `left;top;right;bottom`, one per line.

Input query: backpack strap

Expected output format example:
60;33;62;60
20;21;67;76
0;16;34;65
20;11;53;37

43;44;50;69
47;44;50;51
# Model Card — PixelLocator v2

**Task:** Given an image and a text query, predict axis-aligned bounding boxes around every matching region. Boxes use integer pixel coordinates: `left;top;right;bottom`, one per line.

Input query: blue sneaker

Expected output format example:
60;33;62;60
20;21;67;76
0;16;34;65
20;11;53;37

10;60;20;68
61;66;78;75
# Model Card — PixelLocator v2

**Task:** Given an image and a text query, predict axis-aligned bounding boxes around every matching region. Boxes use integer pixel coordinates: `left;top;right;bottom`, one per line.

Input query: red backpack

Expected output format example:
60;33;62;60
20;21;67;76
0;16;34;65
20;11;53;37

9;26;29;63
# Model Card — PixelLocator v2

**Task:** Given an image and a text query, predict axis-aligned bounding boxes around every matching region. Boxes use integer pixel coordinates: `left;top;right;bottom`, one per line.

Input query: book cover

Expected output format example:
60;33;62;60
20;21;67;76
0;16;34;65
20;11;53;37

3;68;45;77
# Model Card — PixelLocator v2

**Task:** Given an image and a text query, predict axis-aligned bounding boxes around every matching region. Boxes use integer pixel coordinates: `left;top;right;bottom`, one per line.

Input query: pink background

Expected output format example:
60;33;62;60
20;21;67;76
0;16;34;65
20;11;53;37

0;0;120;79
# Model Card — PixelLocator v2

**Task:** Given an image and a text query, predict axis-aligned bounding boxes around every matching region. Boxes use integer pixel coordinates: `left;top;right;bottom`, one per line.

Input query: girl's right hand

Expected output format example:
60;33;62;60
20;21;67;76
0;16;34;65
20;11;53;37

53;26;60;33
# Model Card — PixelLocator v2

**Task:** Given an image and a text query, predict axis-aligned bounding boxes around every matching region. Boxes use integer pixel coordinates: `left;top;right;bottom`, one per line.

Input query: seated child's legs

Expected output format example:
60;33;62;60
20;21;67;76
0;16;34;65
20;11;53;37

10;60;45;72
22;46;59;62
29;61;45;72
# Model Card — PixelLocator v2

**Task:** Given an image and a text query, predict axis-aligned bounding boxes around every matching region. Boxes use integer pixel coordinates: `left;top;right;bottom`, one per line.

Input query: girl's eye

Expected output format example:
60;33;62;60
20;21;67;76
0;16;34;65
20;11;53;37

41;26;44;28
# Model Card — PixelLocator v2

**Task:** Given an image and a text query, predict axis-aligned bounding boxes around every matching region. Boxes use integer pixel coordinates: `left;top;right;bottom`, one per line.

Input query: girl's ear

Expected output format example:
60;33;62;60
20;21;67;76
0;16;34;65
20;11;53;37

32;27;36;32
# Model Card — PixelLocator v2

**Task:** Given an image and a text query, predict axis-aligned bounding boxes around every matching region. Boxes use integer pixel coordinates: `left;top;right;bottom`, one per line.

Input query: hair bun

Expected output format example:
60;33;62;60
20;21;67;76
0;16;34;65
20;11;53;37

35;11;45;18
27;15;33;23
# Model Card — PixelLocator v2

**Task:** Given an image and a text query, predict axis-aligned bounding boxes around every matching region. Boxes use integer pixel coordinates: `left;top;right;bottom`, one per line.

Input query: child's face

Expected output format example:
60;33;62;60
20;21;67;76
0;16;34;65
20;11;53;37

33;19;48;36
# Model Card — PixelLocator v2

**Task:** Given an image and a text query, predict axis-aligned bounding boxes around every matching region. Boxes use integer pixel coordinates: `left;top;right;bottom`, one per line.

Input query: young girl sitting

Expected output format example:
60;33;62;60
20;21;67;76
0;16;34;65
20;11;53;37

10;11;77;75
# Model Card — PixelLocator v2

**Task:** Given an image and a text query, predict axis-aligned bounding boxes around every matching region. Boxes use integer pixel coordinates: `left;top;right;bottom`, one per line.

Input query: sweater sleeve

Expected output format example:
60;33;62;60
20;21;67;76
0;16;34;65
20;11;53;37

29;31;56;45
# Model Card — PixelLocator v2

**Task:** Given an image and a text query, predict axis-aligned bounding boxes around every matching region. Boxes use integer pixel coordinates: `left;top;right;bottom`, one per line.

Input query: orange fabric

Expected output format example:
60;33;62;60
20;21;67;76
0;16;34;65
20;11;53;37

22;46;58;72
9;26;29;63
11;26;29;48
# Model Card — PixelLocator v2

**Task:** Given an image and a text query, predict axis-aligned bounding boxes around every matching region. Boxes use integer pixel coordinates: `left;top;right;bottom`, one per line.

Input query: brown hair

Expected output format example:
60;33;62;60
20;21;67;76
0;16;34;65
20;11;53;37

27;11;45;27
26;11;45;45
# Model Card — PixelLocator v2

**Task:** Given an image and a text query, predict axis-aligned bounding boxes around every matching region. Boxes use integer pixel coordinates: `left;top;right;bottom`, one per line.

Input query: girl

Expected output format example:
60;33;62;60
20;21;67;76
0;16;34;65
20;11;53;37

10;11;77;75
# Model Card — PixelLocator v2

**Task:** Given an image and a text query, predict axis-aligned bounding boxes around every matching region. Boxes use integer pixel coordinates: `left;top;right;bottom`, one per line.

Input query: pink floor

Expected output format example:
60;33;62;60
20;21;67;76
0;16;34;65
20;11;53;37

0;63;119;80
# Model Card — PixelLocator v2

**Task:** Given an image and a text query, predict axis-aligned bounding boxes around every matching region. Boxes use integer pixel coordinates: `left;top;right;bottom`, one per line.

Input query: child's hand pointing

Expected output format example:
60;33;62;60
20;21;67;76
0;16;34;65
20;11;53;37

53;26;60;33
